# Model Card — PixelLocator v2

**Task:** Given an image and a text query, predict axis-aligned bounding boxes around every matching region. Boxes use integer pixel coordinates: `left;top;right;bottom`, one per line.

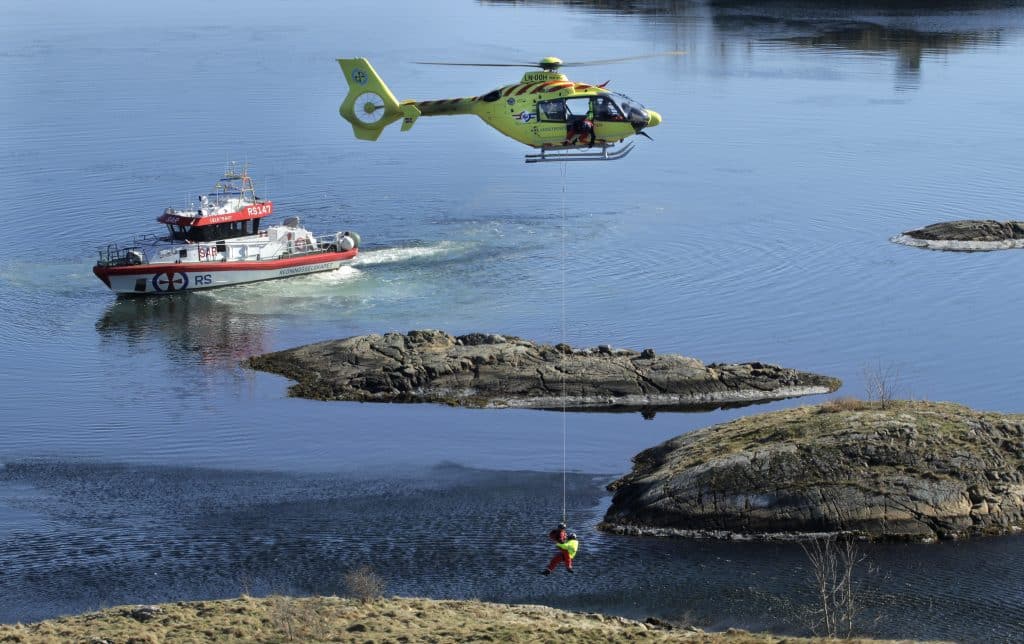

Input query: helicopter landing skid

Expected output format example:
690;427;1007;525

525;142;635;164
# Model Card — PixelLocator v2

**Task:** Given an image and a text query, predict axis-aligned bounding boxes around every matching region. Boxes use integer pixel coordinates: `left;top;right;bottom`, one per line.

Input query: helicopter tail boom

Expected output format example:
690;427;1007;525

337;58;421;140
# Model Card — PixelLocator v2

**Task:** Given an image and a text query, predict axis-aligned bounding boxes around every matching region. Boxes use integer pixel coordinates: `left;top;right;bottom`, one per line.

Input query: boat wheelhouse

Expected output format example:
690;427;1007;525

157;165;274;242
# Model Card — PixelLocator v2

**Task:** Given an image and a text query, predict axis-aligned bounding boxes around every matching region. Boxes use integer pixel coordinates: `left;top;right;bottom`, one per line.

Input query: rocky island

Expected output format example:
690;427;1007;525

891;220;1024;251
601;400;1024;541
246;330;840;411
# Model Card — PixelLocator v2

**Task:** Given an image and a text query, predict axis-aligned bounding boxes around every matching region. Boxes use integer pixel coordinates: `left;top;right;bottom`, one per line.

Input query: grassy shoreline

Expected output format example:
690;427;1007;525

0;595;937;643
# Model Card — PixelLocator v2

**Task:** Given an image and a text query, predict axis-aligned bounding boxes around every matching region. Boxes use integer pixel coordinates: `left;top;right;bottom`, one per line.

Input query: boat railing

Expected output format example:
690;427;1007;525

95;234;167;266
273;235;343;257
312;233;352;253
96;242;149;267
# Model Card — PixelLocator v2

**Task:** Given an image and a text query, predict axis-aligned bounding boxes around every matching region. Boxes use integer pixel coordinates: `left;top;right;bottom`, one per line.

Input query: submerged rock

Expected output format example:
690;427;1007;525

246;330;840;411
600;400;1024;541
892;220;1024;251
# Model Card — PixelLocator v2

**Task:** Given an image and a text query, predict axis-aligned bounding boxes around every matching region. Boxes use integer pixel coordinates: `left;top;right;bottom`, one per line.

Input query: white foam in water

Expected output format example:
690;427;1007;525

353;241;460;266
208;242;456;302
306;264;362;284
891;233;1024;252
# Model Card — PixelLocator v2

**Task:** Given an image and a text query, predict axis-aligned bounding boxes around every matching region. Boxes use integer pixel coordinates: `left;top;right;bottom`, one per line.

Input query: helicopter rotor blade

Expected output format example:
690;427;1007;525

559;51;687;67
412;62;537;67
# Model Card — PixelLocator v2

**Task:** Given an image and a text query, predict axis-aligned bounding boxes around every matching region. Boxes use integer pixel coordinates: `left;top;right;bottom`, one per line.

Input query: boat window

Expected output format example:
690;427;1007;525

565;97;590;117
188;226;208;242
537;98;566;122
172;224;193;241
592;95;624;121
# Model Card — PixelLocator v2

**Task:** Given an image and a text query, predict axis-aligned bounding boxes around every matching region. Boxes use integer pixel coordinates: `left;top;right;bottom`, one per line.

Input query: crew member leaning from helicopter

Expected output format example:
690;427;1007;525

565;109;595;147
565;96;624;147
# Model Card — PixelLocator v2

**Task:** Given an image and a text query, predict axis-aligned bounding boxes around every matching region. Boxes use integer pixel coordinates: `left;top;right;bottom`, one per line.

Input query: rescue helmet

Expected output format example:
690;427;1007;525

568;532;577;540
557;522;567;530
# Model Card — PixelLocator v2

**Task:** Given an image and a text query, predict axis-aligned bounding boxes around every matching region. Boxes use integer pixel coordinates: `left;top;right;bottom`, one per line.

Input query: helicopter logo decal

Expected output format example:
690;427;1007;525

336;53;682;163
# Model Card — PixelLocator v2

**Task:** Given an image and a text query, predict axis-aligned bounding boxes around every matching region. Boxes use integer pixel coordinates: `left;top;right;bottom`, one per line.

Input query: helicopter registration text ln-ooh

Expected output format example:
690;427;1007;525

336;55;678;163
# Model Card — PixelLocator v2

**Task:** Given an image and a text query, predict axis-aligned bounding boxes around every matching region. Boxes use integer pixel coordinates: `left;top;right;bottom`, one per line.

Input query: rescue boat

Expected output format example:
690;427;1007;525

93;164;360;295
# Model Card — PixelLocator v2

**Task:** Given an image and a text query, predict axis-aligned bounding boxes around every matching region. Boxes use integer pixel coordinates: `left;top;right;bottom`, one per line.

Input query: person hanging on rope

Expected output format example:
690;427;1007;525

542;525;578;575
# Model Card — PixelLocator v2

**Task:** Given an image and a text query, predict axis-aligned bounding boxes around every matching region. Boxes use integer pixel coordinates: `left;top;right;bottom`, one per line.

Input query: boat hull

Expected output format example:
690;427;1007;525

93;249;358;295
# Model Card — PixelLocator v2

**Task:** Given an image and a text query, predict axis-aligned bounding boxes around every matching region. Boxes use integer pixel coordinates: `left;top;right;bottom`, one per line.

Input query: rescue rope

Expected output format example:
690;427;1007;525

560;161;568;526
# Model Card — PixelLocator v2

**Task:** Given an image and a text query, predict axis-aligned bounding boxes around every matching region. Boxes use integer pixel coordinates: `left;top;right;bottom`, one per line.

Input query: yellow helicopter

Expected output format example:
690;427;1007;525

336;54;681;163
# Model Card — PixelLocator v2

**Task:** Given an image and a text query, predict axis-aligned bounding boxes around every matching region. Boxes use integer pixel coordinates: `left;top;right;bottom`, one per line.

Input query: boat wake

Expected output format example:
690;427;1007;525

199;242;463;306
304;265;362;285
352;241;463;266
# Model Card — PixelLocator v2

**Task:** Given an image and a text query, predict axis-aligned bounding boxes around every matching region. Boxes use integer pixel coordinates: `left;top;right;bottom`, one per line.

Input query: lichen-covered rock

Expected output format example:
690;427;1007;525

892;220;1024;251
246;330;840;411
600;400;1024;541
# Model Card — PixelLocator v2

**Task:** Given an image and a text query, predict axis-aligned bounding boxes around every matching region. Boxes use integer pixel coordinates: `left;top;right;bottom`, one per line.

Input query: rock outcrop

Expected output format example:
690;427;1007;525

892;220;1024;251
246;330;840;411
601;400;1024;541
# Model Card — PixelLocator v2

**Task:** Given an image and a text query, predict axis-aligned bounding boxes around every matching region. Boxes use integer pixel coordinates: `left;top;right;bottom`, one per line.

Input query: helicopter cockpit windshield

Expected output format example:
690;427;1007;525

610;93;649;127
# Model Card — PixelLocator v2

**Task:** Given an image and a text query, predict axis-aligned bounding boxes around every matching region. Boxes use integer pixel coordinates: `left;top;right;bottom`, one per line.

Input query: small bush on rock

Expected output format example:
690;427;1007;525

344;565;386;604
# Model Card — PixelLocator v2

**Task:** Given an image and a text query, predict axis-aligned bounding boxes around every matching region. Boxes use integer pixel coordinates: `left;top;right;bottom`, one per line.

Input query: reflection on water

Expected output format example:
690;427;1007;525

779;26;1000;89
713;1;1015;90
96;294;270;369
485;0;1024;88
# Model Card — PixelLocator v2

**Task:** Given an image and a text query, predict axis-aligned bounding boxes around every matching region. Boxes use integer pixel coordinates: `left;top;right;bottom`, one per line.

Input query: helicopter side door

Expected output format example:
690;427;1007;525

537;98;567;122
535;98;571;144
537;97;595;145
536;95;632;145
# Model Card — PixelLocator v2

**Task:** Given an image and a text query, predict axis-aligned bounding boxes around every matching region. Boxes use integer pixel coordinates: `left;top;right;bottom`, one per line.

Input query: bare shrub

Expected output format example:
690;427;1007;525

344;565;386;604
296;596;333;641
801;536;865;638
267;594;300;641
265;595;336;642
236;570;256;598
818;397;870;413
862;362;901;409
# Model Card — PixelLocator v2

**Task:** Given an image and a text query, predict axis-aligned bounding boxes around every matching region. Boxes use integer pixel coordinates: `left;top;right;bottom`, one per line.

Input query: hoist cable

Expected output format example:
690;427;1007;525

560;161;568;525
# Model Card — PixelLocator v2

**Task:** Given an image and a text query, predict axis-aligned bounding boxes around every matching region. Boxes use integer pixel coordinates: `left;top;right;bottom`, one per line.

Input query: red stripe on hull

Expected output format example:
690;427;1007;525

94;249;358;278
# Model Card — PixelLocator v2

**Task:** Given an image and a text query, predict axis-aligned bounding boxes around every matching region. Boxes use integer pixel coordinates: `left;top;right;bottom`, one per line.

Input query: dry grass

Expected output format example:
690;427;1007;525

818;397;872;413
0;596;940;643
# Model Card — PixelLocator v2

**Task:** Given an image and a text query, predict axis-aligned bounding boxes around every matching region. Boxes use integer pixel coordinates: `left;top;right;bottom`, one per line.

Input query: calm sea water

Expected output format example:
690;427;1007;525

2;0;1024;639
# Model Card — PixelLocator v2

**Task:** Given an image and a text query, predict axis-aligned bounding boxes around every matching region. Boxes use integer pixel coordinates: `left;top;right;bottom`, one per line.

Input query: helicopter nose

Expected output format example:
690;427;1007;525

646;110;662;128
